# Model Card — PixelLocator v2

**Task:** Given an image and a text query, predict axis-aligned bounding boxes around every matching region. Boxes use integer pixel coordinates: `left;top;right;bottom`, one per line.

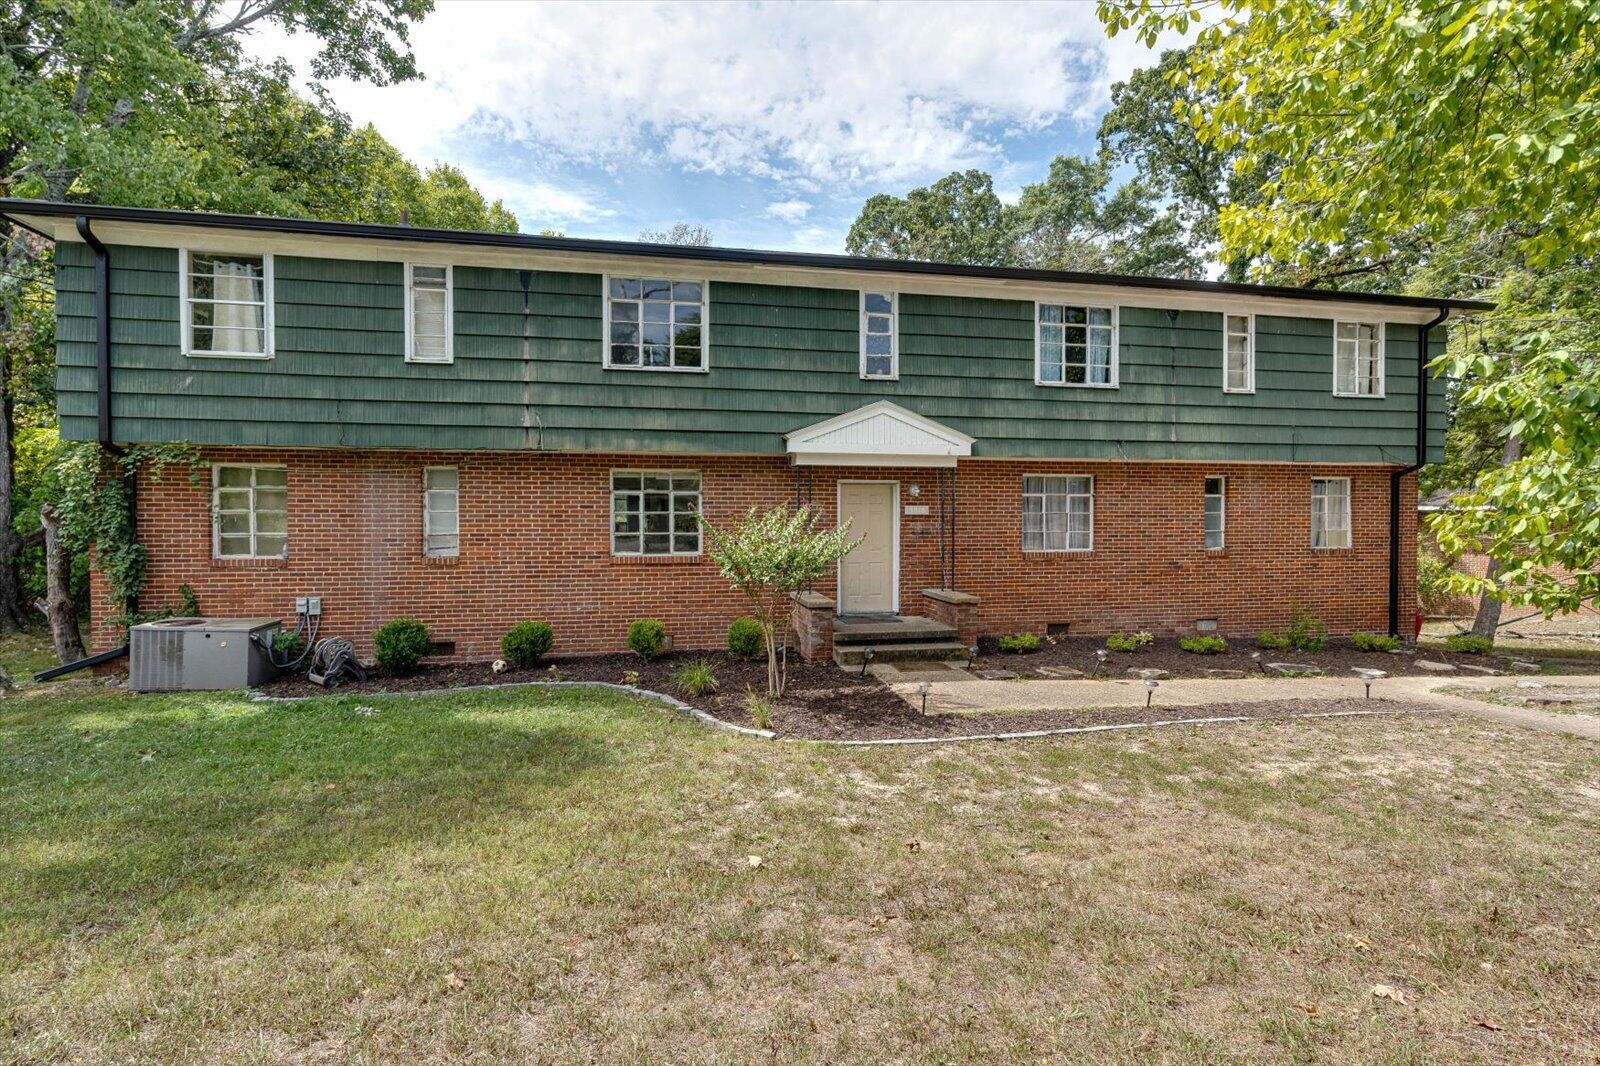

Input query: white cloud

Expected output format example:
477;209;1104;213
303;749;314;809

458;169;615;225
765;199;812;223
244;1;1177;190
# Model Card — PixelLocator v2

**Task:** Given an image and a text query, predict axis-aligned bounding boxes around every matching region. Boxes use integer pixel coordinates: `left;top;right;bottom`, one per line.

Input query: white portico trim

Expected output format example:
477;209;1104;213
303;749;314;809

783;401;975;468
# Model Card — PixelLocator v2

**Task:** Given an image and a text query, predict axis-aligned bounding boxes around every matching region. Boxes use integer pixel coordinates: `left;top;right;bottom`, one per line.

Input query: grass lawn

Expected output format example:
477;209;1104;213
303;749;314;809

3;682;1597;1063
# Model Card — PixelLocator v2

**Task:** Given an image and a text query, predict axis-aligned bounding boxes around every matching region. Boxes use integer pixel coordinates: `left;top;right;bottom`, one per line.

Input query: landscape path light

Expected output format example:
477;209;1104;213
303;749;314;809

860;648;876;677
1145;678;1159;708
1352;667;1387;699
1095;648;1109;675
918;681;932;715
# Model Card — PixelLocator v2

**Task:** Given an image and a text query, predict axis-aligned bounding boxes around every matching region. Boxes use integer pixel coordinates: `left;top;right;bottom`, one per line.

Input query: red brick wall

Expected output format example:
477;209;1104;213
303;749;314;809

92;449;1419;658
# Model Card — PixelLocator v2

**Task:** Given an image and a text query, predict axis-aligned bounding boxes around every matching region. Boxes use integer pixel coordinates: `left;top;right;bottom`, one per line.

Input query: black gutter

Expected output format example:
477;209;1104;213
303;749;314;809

1388;307;1451;637
34;643;128;682
3;198;1495;314
74;216;113;447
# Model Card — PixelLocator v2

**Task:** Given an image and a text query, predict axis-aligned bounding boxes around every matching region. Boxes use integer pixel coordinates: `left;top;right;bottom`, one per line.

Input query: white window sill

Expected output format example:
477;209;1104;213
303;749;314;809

1035;380;1119;390
1332;391;1385;399
186;350;274;360
603;364;711;375
1222;387;1255;395
861;375;900;382
407;356;455;366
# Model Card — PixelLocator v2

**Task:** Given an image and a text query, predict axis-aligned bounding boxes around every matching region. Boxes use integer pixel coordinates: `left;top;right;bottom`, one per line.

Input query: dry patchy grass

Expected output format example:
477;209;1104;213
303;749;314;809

2;683;1597;1063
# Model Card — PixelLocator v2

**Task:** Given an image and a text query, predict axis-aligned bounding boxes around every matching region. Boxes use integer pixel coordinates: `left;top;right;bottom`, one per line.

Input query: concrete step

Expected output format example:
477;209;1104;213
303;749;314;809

834;640;970;666
832;615;959;645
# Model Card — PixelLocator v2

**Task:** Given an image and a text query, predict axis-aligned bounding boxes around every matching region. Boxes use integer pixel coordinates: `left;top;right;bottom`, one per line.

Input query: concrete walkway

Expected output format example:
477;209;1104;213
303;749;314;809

879;669;1600;742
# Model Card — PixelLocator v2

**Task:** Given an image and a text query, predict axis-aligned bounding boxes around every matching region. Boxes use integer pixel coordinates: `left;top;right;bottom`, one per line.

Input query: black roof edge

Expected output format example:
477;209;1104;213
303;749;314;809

0;198;1496;313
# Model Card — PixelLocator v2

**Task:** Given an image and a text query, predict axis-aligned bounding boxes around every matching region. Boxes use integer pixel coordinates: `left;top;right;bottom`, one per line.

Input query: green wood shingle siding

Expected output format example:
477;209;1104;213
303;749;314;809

56;242;1447;463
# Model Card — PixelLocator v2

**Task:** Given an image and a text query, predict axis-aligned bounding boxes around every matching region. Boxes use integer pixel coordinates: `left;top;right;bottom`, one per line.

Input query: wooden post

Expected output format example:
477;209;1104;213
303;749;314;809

40;504;87;664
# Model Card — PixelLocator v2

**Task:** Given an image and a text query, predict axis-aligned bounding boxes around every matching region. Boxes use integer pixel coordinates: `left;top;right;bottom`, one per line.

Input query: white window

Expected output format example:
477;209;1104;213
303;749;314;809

611;471;701;556
1311;477;1352;549
1204;476;1226;550
1224;314;1254;393
1037;304;1116;387
1334;321;1384;396
1022;475;1093;551
406;264;453;363
212;464;287;559
861;290;897;379
180;250;272;358
605;277;706;371
423;466;459;557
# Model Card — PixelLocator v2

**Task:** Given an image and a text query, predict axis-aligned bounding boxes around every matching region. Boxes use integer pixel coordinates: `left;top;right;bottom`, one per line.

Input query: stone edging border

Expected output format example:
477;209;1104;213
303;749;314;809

249;680;1424;747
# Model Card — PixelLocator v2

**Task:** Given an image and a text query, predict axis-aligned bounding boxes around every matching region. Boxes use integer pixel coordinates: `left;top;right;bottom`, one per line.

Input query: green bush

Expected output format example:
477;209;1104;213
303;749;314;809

271;629;303;658
744;690;774;730
627;619;668;660
1352;630;1402;652
501;620;554;667
997;631;1041;653
1257;629;1291;650
1105;630;1154;653
672;658;718;697
1418;549;1460;616
1285;608;1327;652
726;616;763;657
373;617;431;676
1179;635;1227;655
1444;633;1494;654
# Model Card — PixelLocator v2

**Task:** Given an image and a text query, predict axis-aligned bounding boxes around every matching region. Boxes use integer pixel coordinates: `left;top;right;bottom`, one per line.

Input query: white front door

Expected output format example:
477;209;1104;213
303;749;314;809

838;481;898;614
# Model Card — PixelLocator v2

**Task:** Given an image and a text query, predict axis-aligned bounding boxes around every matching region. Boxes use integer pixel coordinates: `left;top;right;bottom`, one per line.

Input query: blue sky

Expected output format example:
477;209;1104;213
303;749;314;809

249;2;1180;251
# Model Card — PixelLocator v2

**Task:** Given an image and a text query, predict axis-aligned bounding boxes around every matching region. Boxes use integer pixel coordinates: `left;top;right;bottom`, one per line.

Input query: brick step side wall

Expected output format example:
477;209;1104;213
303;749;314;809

92;448;1418;662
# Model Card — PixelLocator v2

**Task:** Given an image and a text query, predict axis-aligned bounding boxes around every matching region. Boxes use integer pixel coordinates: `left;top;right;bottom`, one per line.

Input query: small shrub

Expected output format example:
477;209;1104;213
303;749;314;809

1258;629;1291;650
545;664;564;681
627;619;668;660
271;629;303;658
1180;635;1227;655
621;669;640;686
726;616;763;657
1418;549;1461;616
744;689;774;730
1352;630;1402;653
1285;608;1327;652
673;658;718;697
1444;633;1494;654
373;617;431;676
1105;630;1154;653
997;631;1041;654
501;620;554;667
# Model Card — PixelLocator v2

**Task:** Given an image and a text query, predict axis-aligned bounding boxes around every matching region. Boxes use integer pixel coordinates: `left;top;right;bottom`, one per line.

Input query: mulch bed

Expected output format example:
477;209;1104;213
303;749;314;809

973;634;1531;679
254;649;1428;742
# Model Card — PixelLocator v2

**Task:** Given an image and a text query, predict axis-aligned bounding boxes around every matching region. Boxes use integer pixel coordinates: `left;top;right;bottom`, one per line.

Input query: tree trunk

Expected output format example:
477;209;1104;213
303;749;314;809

1470;433;1524;641
0;236;37;630
40;504;85;663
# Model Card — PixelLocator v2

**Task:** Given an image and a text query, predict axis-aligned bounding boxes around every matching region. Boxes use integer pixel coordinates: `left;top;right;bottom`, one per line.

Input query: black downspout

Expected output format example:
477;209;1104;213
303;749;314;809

1388;307;1450;637
73;216;138;620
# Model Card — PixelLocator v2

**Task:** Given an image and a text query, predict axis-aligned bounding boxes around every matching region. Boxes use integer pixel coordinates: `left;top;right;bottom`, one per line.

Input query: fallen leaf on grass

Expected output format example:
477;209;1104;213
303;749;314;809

905;840;922;853
325;783;338;791
444;971;466;991
746;855;765;869
1472;1017;1503;1031
1296;1002;1319;1016
1371;984;1409;1004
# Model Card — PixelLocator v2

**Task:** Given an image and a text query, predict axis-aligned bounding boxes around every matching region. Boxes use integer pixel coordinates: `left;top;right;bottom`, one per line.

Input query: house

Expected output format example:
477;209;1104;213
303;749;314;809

1;199;1490;662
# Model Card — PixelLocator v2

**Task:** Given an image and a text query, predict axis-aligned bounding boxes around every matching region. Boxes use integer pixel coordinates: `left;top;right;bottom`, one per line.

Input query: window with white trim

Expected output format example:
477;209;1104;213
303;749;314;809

1022;475;1093;551
611;471;701;555
406;264;452;363
423;466;459;557
1224;314;1254;393
861;290;897;379
1204;476;1226;550
1037;304;1116;386
213;464;287;559
1334;321;1383;396
181;250;272;358
605;278;706;370
1311;477;1352;549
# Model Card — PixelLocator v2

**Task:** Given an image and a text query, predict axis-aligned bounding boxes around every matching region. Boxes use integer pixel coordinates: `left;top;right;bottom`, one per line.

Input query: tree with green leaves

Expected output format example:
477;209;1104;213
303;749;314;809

1099;0;1600;627
639;223;714;247
846;170;1017;266
701;506;860;699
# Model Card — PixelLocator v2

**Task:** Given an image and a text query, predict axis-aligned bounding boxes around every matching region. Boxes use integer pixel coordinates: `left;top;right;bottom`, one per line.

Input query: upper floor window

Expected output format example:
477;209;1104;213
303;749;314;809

860;291;898;380
1204;476;1226;550
1022;475;1093;551
213;464;287;559
1311;477;1352;548
1334;321;1383;397
605;277;706;371
181;250;272;359
1224;314;1254;393
423;466;459;557
1037;304;1116;387
611;471;701;556
406;264;453;364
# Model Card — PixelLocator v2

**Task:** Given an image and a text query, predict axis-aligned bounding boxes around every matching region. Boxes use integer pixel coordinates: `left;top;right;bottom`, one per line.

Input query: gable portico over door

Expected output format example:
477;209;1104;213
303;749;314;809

837;480;898;615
